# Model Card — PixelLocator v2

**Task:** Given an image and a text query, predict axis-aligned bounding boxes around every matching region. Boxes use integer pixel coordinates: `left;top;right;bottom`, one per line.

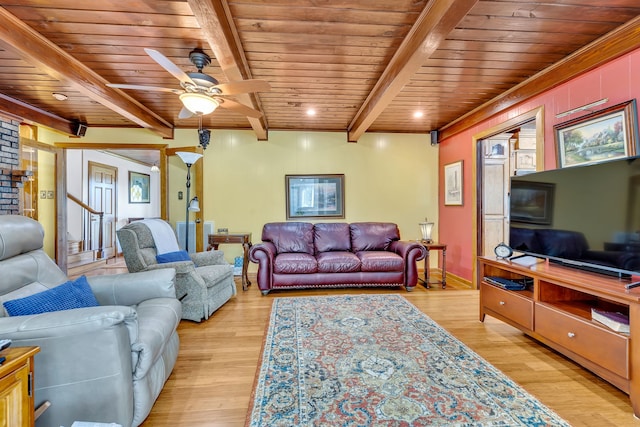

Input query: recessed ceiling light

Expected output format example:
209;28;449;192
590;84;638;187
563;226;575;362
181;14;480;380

413;111;424;118
306;109;316;116
52;92;68;101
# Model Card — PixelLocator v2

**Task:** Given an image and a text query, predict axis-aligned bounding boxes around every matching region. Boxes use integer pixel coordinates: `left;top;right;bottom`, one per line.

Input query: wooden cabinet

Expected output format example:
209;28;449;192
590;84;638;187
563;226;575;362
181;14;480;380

478;257;640;416
0;346;39;427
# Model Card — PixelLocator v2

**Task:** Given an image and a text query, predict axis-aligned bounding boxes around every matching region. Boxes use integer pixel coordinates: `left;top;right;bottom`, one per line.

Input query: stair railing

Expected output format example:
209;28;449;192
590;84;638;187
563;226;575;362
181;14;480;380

66;193;104;259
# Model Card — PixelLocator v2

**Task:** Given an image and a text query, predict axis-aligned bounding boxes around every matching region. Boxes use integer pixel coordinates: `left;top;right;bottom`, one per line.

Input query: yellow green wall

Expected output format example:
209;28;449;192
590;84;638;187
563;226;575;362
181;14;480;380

40;127;439;270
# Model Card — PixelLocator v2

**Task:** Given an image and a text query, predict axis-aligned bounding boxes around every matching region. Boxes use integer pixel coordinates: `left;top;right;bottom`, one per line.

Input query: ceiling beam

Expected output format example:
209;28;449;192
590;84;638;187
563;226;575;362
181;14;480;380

0;93;74;135
0;6;174;139
439;15;640;141
188;0;269;141
347;0;478;142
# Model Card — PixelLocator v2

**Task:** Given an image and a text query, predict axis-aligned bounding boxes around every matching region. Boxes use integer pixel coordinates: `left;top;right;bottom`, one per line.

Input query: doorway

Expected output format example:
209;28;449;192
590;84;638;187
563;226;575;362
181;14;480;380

472;107;545;286
88;161;117;259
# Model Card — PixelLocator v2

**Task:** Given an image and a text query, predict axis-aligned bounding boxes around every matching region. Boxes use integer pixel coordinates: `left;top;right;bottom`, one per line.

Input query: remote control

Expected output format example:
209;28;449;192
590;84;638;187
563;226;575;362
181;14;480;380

0;339;11;351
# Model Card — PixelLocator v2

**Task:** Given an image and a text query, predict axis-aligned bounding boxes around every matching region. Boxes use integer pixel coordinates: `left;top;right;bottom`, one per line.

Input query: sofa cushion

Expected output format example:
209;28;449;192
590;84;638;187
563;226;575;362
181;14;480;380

314;223;351;253
3;276;99;316
274;253;318;274
263;222;315;255
317;251;361;273
357;251;404;272
350;222;400;252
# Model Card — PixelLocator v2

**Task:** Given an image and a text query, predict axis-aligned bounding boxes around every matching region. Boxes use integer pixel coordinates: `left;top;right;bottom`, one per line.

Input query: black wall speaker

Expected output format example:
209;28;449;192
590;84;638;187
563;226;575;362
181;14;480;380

430;130;439;146
72;122;88;137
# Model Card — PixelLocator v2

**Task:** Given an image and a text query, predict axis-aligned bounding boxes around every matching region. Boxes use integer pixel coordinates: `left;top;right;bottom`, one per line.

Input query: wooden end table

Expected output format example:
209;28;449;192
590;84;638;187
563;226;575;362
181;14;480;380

207;232;252;291
418;241;447;289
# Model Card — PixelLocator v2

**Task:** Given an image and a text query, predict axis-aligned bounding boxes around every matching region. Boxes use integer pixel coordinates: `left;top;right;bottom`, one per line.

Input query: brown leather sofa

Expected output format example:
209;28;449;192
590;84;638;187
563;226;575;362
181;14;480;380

249;222;426;295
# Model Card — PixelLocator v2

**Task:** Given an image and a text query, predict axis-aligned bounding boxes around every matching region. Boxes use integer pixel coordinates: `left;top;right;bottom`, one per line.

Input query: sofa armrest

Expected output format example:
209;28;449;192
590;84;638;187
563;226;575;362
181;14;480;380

389;240;427;261
249;242;276;291
146;260;195;274
190;250;226;266
0;305;138;342
389;240;427;287
0;307;139;426
250;242;276;262
88;269;177;306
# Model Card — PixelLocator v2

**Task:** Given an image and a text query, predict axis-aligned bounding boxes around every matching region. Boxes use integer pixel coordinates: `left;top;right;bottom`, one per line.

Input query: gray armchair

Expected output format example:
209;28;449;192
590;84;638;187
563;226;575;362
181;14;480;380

117;220;236;322
0;215;181;427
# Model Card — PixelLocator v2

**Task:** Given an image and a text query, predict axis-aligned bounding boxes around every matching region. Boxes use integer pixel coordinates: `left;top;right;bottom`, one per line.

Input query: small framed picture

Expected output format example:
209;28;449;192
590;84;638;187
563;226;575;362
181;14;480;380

129;171;150;203
444;161;463;206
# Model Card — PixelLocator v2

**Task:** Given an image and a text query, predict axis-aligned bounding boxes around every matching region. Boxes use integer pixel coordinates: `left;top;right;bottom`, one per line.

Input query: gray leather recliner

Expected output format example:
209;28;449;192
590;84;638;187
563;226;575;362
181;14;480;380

117;220;236;322
0;215;181;427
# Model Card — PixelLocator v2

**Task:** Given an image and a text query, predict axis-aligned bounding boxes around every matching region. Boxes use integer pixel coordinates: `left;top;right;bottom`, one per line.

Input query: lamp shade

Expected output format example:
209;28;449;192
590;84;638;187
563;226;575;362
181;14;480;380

176;151;203;166
179;93;219;115
188;196;200;212
419;222;434;242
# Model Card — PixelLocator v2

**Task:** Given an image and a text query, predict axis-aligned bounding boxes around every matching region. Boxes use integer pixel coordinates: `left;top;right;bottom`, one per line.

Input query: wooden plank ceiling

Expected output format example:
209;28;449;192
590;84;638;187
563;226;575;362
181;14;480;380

0;0;639;142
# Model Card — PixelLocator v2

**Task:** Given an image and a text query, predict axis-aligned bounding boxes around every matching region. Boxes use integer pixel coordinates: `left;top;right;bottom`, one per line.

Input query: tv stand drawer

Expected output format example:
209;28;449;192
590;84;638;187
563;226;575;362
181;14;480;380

535;303;629;378
481;283;533;330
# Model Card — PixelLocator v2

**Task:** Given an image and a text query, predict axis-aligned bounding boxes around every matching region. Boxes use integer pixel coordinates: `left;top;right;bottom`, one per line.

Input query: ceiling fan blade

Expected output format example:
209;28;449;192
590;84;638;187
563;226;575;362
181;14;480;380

178;106;194;119
106;83;183;94
218;98;263;118
144;48;196;86
214;79;271;95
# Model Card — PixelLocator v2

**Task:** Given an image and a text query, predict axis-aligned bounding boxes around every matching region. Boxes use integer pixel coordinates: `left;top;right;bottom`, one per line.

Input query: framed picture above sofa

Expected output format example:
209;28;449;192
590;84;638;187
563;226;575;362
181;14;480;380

285;174;345;219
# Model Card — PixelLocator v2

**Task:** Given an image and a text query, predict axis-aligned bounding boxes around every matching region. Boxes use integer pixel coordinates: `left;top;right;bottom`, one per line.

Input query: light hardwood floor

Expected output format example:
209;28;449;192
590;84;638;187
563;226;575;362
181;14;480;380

87;260;638;426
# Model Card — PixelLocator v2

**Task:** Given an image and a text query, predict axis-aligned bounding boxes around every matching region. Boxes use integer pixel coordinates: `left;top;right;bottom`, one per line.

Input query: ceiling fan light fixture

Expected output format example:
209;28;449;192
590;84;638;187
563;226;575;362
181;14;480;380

179;92;219;115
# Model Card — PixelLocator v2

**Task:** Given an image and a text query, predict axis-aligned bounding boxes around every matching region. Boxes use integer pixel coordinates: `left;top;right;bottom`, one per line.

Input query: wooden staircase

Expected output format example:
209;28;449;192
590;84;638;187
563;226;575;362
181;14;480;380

67;239;106;277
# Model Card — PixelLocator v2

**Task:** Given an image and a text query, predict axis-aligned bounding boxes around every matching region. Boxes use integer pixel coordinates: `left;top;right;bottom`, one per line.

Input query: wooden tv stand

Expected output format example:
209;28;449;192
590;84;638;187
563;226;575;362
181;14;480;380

478;256;640;416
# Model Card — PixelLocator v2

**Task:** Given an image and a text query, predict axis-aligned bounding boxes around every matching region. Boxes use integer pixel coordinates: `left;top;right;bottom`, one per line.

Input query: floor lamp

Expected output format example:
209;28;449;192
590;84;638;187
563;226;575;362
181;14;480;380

176;151;203;252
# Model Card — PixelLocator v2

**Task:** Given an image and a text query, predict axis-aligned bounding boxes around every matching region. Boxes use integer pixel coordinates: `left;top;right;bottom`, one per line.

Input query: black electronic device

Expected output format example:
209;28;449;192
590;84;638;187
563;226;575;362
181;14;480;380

508;155;640;279
430;130;439;146
484;276;532;290
0;339;11;352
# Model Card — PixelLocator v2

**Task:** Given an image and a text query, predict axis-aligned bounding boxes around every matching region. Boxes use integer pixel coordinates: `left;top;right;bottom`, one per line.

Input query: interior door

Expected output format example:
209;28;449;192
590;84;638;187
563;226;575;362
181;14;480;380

88;162;117;259
482;156;510;256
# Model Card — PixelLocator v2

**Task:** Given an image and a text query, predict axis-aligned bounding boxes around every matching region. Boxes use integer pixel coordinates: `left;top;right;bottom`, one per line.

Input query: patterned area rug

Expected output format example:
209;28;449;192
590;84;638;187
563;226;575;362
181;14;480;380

246;294;569;427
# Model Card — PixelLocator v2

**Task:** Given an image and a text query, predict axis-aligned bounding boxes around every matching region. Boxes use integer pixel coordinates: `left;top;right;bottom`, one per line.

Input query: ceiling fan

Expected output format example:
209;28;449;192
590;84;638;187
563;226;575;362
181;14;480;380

107;48;270;119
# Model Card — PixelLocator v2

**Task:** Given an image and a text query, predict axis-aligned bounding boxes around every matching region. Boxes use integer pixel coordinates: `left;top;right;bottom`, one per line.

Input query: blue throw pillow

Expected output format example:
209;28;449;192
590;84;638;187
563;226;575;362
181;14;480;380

156;250;191;264
3;275;99;316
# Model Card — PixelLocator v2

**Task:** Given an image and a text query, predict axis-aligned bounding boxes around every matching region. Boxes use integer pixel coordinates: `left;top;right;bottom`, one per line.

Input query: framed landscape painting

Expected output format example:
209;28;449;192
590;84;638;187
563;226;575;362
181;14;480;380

285;174;345;219
554;100;639;168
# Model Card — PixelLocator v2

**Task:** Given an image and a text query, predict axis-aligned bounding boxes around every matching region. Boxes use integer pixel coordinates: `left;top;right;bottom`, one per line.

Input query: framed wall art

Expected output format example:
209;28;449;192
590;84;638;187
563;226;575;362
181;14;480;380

554;99;639;168
444;161;463;206
129;171;150;203
285;174;345;219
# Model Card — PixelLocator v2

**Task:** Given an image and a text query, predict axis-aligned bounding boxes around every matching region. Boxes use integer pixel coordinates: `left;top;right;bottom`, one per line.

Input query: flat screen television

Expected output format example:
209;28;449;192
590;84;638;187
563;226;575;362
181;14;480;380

508;155;640;279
